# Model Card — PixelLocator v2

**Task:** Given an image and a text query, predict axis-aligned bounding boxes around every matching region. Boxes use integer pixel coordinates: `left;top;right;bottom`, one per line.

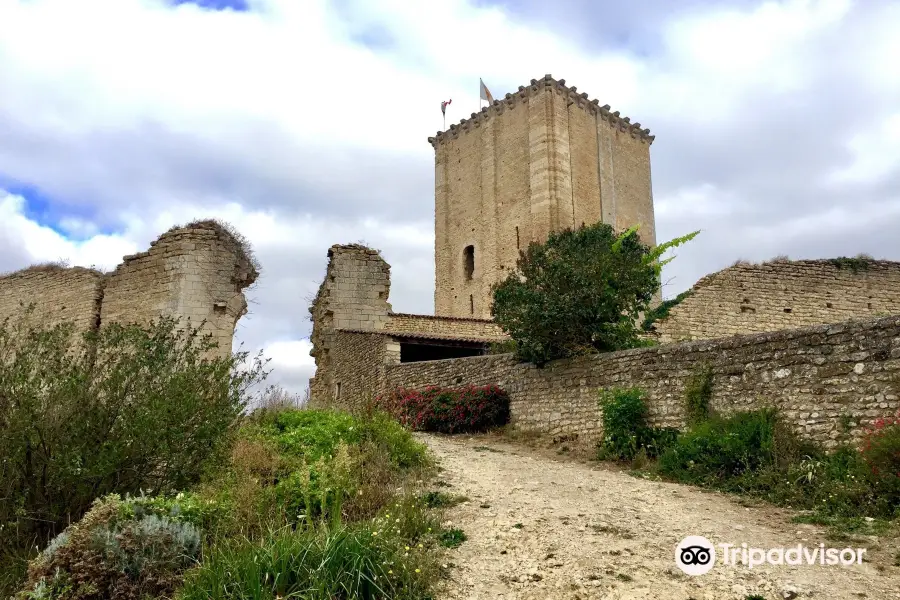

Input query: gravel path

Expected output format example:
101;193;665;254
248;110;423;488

421;433;900;600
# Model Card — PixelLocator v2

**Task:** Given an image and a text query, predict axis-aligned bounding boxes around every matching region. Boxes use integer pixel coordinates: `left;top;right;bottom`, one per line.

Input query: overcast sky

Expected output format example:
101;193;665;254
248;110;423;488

1;0;898;394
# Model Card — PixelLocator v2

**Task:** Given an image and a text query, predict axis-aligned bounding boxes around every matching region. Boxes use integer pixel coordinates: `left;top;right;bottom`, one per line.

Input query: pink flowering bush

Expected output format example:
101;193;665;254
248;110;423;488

861;411;900;479
375;385;510;434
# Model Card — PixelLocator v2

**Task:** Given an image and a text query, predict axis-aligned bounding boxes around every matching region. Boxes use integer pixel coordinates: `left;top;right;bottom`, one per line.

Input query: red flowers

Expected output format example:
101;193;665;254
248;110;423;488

861;410;900;480
374;385;510;434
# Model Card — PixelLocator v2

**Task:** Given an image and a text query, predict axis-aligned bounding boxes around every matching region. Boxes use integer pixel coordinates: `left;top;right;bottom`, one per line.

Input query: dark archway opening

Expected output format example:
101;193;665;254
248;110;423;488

463;245;474;280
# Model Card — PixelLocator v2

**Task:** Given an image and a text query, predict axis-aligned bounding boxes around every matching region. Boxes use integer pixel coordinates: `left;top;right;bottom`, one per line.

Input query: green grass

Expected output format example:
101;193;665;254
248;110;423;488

178;523;439;600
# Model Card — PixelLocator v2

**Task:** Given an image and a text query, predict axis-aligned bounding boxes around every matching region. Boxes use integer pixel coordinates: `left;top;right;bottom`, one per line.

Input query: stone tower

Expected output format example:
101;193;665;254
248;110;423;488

428;74;657;319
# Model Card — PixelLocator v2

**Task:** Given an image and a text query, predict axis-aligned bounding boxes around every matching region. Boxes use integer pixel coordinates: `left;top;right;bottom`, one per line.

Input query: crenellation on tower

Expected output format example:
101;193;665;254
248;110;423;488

427;74;655;149
431;74;658;319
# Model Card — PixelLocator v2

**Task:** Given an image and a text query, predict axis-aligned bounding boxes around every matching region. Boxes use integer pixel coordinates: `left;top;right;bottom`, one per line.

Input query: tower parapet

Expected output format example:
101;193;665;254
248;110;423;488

428;74;655;148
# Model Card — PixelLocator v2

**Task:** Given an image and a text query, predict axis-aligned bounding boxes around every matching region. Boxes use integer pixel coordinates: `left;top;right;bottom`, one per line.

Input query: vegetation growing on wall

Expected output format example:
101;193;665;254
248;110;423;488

596;387;679;461
490;222;698;365
641;290;692;331
828;254;874;273
681;362;714;426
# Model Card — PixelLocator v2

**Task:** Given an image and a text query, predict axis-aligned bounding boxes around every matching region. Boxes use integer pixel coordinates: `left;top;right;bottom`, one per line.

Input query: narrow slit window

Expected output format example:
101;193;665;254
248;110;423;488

463;245;475;280
469;294;474;315
515;226;520;249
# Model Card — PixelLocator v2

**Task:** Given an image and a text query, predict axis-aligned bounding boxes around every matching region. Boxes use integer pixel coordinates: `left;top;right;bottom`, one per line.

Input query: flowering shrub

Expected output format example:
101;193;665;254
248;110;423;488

861;412;900;479
375;385;510;434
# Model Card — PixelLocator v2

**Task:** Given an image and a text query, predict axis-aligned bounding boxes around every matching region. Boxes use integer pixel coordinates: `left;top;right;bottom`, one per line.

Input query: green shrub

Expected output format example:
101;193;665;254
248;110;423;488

659;409;779;483
17;495;202;600
439;528;467;548
0;314;268;547
597;387;678;460
375;385;510;434
223;409;430;529
490;222;698;365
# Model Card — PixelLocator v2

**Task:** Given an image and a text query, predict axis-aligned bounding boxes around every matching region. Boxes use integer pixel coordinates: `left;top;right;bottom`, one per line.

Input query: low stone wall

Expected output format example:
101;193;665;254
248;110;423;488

381;315;900;447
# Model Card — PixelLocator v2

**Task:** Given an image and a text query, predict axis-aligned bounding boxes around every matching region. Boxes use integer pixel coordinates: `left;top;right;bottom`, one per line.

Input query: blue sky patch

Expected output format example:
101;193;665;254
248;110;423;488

170;0;250;11
0;178;117;241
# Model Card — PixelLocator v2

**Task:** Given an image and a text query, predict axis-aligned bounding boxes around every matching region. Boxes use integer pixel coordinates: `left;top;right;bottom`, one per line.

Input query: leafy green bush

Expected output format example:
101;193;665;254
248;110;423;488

490;222;698;365
0;314;268;548
658;409;799;483
17;495;202;600
597;387;679;461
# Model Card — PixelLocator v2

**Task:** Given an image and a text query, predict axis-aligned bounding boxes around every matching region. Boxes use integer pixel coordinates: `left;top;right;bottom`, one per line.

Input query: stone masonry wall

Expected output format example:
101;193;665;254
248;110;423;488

0;220;258;359
374;315;900;448
431;74;656;320
308;244;392;405
309;330;395;410
100;221;258;357
383;313;508;340
0;266;104;335
654;259;900;343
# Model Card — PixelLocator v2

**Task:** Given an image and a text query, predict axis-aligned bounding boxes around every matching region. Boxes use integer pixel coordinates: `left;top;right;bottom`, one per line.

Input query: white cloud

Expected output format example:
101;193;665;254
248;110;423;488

828;113;900;185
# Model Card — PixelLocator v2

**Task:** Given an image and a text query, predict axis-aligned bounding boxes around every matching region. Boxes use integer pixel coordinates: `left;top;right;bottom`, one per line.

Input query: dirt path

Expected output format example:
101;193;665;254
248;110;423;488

421;434;900;600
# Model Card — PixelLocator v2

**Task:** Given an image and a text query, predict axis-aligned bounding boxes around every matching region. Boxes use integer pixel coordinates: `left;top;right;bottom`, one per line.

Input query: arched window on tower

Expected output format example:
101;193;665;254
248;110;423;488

463;245;475;281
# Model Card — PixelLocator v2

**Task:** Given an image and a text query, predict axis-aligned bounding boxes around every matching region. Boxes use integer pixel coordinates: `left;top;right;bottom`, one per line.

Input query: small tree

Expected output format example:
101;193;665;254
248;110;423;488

491;223;698;365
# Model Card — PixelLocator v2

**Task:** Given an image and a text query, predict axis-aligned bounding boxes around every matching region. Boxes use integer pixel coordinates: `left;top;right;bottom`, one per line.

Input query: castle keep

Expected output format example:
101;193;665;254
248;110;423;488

430;74;656;318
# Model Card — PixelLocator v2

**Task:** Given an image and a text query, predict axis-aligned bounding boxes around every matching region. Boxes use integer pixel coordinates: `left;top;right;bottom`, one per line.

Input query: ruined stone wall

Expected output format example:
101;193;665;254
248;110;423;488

0;266;104;335
383;313;508;340
0;220;257;359
308;244;392;405
654;259;900;343
309;330;397;411
100;221;258;357
430;74;656;319
376;315;900;448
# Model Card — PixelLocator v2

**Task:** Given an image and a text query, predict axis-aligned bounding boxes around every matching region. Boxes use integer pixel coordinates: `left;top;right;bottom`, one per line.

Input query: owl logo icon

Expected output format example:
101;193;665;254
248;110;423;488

675;536;716;575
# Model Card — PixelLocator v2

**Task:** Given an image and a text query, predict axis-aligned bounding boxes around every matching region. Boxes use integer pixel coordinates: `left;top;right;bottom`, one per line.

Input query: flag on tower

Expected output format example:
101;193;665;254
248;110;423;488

441;98;452;115
479;78;494;103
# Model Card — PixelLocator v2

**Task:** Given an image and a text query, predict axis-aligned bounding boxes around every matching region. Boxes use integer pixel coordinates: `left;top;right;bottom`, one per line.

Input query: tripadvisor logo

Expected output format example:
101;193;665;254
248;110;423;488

675;536;868;575
675;536;716;576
